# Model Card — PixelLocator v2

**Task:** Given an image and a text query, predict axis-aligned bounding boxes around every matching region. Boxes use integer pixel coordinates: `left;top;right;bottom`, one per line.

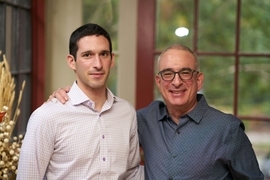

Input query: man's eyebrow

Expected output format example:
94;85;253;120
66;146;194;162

160;68;173;72
100;50;110;53
161;67;191;72
180;67;192;71
81;50;92;54
80;50;110;54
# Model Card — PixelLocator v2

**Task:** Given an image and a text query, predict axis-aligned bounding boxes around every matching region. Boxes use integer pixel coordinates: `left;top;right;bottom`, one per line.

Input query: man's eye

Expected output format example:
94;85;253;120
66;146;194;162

83;53;91;58
181;71;191;75
101;52;109;57
163;72;173;76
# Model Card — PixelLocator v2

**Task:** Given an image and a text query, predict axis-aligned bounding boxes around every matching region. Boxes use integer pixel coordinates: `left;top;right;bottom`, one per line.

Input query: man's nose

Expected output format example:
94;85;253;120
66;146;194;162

93;55;102;68
172;73;183;85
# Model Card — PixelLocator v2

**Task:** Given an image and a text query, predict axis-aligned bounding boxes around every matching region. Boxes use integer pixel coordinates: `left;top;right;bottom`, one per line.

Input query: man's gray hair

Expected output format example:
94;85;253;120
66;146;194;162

157;44;200;72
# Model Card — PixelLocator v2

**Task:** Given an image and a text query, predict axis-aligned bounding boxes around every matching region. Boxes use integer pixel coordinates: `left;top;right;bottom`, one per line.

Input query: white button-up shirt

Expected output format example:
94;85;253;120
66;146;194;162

17;82;143;180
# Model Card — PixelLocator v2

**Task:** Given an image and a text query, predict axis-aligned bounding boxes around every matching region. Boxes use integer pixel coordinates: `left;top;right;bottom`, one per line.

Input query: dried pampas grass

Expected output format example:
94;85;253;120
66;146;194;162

0;51;25;179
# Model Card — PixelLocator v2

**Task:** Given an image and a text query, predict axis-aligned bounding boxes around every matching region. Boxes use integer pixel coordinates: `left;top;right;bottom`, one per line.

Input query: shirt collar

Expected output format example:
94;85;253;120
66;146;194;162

156;101;170;122
157;94;208;124
68;81;116;107
187;94;209;124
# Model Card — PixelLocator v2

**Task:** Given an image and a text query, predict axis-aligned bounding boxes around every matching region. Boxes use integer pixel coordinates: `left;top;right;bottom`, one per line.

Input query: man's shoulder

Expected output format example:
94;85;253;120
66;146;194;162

31;100;70;120
205;105;244;129
113;96;136;111
114;96;130;104
137;100;165;115
208;105;239;121
198;94;241;122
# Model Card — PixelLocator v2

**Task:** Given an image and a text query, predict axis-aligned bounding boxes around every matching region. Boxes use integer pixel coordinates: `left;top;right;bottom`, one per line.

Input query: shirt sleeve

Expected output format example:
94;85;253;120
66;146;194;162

227;120;264;180
17;107;55;179
125;109;145;180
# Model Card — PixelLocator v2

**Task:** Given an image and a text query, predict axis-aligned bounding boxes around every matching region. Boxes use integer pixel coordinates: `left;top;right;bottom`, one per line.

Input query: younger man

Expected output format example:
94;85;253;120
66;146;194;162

17;23;143;179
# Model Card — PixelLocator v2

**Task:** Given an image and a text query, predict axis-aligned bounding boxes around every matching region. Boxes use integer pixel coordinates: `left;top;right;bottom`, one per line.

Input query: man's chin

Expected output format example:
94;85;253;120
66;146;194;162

169;98;186;106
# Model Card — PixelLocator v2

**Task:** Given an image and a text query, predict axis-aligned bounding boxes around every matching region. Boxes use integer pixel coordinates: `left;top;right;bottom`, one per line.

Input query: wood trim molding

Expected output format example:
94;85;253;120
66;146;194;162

136;0;156;110
31;0;45;111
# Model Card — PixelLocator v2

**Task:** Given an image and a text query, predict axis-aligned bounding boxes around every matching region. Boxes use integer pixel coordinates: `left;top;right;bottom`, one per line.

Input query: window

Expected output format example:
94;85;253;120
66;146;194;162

0;0;32;136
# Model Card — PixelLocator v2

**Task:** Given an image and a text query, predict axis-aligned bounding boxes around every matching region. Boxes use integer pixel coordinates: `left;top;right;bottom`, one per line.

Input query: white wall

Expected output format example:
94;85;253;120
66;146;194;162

45;0;83;98
117;0;137;106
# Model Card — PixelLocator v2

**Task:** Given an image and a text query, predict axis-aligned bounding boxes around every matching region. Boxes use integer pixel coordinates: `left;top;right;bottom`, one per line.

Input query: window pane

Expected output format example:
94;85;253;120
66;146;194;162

240;0;270;53
200;56;234;113
18;0;31;8
11;5;20;72
20;8;31;72
198;0;236;52
156;0;194;51
0;4;5;52
82;0;119;94
5;5;12;61
6;0;16;4
238;57;270;117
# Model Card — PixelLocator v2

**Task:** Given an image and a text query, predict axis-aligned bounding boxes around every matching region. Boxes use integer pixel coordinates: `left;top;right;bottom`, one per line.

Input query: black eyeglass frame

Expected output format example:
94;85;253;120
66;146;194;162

158;68;199;82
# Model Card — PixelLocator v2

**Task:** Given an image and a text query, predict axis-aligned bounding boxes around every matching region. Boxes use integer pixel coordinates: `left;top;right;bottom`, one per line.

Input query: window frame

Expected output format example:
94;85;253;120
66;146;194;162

136;0;270;122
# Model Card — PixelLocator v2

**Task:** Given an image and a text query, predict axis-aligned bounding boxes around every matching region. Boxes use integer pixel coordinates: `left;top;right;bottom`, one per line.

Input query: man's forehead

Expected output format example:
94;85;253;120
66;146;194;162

77;36;110;51
161;51;195;63
159;51;196;69
77;35;109;45
163;48;193;58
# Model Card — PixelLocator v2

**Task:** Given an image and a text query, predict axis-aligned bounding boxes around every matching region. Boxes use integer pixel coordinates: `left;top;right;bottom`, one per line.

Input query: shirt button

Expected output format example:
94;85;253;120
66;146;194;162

172;153;177;157
169;178;173;180
103;157;106;161
102;135;105;139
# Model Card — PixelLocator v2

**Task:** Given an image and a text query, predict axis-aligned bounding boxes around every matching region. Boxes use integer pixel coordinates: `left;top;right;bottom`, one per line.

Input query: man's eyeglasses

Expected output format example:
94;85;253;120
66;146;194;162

158;68;199;81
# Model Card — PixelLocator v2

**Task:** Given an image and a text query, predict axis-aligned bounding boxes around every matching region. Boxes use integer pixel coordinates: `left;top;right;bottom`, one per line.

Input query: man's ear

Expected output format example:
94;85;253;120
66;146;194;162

155;74;162;90
110;53;115;69
197;72;204;92
67;54;76;70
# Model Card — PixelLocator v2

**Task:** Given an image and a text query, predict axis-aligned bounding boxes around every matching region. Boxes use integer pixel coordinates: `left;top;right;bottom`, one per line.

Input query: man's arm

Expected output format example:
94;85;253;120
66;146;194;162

228;121;264;179
17;109;54;179
47;86;71;104
125;110;144;180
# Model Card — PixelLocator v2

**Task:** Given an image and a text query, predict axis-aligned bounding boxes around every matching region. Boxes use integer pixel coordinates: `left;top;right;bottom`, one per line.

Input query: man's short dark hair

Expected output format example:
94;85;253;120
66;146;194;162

69;23;112;60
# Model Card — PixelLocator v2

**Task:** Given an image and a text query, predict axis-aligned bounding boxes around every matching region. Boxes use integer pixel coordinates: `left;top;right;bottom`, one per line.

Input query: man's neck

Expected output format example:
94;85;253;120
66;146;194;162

167;101;197;124
89;88;107;112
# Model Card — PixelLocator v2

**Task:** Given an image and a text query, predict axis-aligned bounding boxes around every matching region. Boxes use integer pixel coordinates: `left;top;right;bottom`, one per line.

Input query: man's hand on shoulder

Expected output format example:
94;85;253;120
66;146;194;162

46;86;71;104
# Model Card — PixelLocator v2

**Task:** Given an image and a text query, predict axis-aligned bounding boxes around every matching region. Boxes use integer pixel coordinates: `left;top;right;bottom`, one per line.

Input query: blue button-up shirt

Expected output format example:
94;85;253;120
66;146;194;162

137;94;264;180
